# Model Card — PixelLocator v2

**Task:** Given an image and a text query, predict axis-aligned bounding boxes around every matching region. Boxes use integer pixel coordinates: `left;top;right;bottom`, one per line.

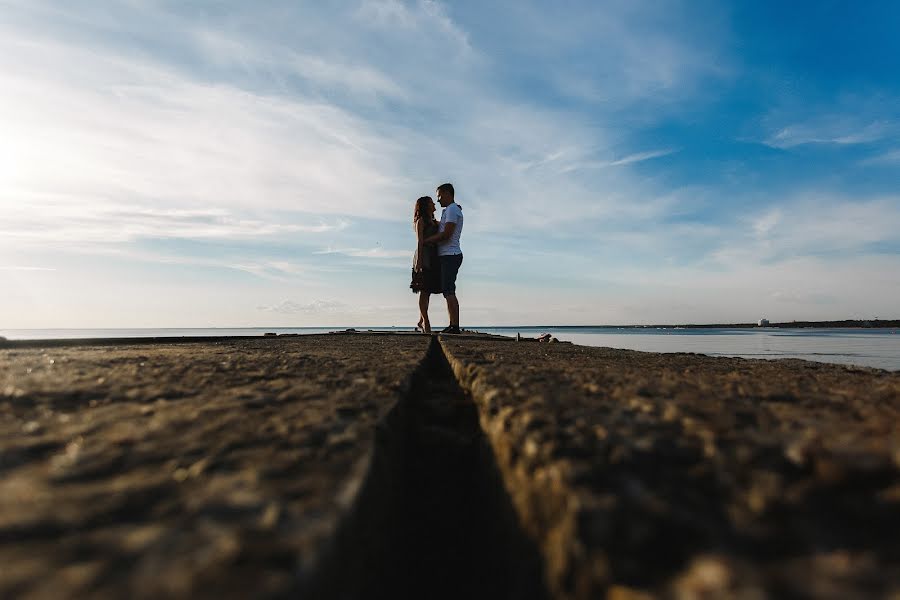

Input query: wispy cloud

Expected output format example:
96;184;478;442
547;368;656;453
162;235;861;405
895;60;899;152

255;299;409;317
192;29;408;101
0;202;347;245
763;117;897;149
0;0;714;243
862;149;900;165
770;290;835;305
227;261;314;281
256;299;347;315
559;149;676;173
751;208;782;238
710;196;900;267
355;0;474;57
0;28;404;225
2;1;898;327
489;2;730;106
314;246;410;259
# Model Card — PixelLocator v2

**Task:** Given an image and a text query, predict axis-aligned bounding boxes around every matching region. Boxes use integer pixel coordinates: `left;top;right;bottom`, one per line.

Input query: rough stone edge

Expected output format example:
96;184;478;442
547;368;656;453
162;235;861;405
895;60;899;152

439;338;597;600
290;337;434;598
0;331;516;350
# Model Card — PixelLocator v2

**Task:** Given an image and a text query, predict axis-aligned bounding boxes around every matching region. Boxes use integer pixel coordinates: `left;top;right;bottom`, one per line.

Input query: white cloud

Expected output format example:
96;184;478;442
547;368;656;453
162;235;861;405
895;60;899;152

255;299;417;321
763;117;897;148
0;28;405;232
257;299;348;314
862;149;900;165
192;28;407;101
0;0;716;247
559;149;676;173
2;1;895;329
751;208;782;237
770;290;835;305
0;201;347;245
744;196;900;256
492;1;730;107
355;0;473;56
314;246;410;259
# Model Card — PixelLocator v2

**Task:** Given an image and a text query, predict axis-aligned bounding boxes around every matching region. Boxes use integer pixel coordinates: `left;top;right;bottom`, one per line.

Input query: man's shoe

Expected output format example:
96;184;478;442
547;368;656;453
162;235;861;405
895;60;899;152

440;325;462;334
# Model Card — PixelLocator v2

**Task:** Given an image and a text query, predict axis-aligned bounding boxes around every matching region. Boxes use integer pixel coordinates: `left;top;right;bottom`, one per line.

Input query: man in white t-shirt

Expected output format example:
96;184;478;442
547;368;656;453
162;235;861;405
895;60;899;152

424;182;463;334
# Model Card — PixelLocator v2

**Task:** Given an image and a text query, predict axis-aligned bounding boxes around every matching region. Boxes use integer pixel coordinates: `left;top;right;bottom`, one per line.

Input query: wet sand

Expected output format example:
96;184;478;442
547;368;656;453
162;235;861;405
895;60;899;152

1;333;898;599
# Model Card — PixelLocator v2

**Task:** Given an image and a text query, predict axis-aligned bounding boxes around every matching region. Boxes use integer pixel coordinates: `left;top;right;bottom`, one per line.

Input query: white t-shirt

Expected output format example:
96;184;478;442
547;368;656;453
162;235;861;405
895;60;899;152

438;202;463;256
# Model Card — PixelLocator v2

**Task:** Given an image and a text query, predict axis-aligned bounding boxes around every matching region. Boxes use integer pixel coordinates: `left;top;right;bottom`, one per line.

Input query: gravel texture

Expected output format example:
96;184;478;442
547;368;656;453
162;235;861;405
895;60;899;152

0;335;429;599
440;338;900;600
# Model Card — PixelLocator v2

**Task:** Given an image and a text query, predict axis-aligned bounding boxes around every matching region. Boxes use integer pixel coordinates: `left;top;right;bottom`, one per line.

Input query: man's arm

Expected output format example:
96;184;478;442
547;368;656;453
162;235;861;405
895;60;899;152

424;221;455;245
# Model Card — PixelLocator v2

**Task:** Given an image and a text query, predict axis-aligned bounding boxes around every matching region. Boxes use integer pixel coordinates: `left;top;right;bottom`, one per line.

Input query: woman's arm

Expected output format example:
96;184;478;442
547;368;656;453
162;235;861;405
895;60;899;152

414;219;425;271
424;221;455;244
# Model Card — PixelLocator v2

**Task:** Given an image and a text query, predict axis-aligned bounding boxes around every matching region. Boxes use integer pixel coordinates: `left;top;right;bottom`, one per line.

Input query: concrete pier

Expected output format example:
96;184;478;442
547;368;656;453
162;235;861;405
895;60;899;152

1;333;898;598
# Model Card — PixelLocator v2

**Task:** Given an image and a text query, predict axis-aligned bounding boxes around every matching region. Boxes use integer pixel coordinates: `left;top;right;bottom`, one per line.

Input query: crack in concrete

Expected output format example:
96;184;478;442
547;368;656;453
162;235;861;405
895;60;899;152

303;337;549;599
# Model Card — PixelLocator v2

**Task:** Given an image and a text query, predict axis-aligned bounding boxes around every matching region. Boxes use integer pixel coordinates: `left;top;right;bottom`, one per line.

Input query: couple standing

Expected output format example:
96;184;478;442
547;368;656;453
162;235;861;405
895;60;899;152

411;182;463;334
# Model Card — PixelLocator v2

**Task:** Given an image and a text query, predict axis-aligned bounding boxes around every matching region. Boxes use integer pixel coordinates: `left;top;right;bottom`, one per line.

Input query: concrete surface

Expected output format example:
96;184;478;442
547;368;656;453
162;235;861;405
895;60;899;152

1;333;898;599
440;337;900;599
0;335;429;598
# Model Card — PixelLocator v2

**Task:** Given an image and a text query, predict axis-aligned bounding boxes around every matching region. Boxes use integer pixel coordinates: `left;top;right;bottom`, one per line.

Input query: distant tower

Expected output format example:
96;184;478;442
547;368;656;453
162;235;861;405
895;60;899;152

758;318;770;327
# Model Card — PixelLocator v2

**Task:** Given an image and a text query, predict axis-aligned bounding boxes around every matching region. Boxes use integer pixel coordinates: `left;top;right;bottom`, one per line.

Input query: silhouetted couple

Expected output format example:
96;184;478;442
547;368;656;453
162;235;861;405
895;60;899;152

410;183;463;334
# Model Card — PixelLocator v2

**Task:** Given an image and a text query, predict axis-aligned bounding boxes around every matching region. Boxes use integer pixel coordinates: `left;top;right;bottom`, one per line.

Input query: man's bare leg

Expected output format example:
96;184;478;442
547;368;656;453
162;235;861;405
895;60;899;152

446;294;459;328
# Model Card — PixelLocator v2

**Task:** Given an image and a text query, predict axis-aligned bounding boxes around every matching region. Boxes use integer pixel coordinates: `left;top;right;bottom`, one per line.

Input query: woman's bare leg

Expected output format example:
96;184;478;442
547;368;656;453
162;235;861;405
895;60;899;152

418;292;431;333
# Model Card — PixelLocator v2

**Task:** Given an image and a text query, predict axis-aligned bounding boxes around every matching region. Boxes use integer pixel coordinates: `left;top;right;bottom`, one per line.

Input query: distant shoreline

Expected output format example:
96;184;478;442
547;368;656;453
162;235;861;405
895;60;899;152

508;319;900;329
2;320;898;338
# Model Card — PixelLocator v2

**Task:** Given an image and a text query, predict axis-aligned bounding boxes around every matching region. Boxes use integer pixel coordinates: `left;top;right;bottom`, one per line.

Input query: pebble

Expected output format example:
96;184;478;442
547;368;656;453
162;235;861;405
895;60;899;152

608;585;654;600
259;502;281;529
51;439;83;469
674;556;733;599
122;525;165;552
187;458;210;478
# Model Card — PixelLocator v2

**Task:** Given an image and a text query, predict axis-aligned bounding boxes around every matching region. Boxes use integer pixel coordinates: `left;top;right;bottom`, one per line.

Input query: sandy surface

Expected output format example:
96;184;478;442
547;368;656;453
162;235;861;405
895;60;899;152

0;335;429;599
440;338;900;599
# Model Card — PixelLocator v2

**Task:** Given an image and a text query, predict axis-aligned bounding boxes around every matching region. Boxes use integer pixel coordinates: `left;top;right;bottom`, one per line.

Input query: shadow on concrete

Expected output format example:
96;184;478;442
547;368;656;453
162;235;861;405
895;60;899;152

302;337;548;600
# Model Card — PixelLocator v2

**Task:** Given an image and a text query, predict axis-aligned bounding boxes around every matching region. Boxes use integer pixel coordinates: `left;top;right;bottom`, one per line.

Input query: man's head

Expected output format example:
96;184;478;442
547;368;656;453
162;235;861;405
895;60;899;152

436;182;455;207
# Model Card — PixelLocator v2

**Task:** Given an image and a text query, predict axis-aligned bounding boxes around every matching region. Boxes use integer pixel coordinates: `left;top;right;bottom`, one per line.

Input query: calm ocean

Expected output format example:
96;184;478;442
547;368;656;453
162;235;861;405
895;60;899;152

2;326;899;371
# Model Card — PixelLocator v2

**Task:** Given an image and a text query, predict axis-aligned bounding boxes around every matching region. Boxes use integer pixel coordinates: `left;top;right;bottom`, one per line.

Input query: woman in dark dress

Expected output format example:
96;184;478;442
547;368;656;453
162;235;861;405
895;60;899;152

410;195;442;333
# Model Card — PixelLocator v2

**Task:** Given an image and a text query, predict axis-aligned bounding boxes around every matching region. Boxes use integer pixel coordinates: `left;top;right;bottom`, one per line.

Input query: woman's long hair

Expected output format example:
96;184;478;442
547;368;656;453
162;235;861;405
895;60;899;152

413;196;434;224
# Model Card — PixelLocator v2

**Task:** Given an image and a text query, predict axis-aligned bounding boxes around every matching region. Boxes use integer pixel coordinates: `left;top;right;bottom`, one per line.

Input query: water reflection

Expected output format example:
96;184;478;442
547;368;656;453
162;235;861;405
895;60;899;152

481;328;900;371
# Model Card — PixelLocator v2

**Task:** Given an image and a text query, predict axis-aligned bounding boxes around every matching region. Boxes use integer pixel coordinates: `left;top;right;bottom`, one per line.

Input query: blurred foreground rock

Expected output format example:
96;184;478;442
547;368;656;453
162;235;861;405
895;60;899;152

0;336;429;598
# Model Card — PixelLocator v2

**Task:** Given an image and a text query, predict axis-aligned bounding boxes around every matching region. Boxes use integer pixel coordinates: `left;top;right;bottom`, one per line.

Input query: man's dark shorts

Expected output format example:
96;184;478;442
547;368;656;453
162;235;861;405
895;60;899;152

440;254;463;297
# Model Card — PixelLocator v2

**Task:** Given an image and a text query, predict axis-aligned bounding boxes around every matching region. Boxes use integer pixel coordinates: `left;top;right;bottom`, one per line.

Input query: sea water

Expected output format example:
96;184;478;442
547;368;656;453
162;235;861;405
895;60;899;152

2;327;899;371
482;327;900;371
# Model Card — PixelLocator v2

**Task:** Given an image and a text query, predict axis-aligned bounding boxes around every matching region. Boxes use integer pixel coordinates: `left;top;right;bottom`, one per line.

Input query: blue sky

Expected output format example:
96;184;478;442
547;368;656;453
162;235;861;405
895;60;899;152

1;0;898;327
